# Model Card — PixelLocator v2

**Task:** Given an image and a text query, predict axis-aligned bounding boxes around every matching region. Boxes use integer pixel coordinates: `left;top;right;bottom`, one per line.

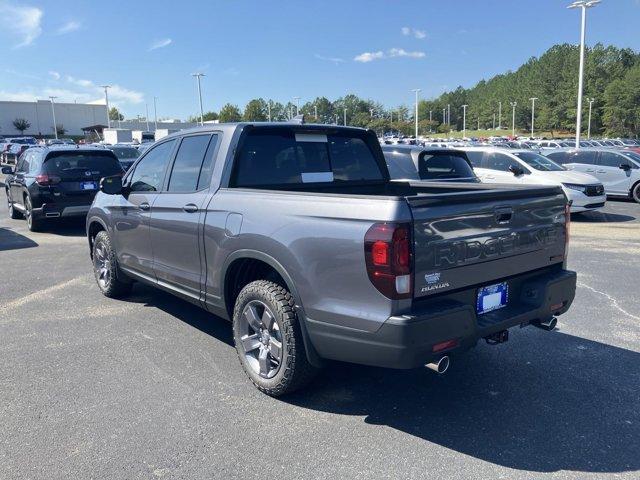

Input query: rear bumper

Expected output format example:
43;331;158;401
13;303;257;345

32;203;91;219
306;268;576;369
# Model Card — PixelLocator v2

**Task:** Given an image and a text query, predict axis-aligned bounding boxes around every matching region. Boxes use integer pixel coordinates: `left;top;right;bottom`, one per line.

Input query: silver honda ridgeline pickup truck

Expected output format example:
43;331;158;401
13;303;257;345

87;123;576;396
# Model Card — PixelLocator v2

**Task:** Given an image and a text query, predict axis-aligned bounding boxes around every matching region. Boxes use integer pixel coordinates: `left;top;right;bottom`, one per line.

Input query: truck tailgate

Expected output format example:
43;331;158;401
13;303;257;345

409;186;567;298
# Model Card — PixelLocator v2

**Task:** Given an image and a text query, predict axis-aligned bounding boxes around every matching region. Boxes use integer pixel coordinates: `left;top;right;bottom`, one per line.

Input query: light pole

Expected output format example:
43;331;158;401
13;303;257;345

461;105;468;139
145;103;150;131
442;108;446;125
100;85;111;128
411;88;421;139
510;101;517;137
429;110;432;133
568;0;601;148
192;73;205;126
587;98;595;139
343;108;347;126
49;96;58;139
293;97;300;116
498;101;502;129
153;96;158;131
530;97;538;138
314;105;318;120
267;101;272;122
493;113;496;130
447;104;451;125
370;108;374;119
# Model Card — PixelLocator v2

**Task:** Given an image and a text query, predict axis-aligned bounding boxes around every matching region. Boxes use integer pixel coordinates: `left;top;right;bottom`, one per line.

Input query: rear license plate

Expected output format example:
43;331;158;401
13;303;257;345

477;282;508;315
81;181;96;190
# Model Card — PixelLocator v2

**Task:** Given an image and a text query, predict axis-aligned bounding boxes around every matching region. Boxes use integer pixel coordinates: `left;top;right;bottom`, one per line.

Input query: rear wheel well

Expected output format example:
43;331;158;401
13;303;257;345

224;258;287;318
88;221;105;257
631;180;640;197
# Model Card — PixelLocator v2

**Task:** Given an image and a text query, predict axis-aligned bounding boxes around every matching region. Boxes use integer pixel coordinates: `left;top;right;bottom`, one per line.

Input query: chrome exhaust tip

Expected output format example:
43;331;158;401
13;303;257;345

425;355;450;374
533;317;557;331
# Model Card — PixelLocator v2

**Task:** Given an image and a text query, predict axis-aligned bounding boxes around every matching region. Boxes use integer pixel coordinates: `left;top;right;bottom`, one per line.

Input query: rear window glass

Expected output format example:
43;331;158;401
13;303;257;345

232;128;383;187
44;152;122;178
418;153;476;180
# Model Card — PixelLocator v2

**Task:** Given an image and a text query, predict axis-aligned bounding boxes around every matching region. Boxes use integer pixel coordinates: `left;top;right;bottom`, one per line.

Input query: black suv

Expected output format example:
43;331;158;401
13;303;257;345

2;146;123;231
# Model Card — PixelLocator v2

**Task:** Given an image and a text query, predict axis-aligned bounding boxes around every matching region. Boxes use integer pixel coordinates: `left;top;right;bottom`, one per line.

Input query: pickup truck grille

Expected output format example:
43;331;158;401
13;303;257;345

585;185;604;197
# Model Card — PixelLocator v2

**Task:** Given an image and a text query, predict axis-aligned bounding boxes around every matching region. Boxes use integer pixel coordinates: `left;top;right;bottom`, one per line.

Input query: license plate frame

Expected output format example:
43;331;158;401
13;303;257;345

476;281;509;315
81;181;97;190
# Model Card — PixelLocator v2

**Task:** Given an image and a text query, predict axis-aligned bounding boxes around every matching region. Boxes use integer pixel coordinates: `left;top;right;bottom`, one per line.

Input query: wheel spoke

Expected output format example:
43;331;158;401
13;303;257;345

261;309;274;331
269;338;282;362
243;304;262;332
240;334;261;353
258;346;270;377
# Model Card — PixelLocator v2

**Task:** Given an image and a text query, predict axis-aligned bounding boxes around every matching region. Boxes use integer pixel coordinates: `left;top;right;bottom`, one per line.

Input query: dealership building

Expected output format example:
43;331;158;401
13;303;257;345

0;100;108;137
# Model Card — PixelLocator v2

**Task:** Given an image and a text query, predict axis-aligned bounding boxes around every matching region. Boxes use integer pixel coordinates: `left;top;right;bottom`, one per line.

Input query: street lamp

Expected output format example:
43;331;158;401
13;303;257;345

314;104;318;120
293;97;300;116
192;73;206;126
461;104;468;139
153;96;158;131
145;103;150;131
48;96;58;140
529;97;538;138
267;101;272;122
447;104;451;125
510;101;517;137
100;85;111;128
411;88;421;139
587;98;595;139
568;0;601;148
343;108;347;126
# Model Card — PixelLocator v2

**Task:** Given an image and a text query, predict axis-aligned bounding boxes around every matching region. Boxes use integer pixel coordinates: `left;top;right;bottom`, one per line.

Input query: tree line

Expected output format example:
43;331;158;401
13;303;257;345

191;43;638;138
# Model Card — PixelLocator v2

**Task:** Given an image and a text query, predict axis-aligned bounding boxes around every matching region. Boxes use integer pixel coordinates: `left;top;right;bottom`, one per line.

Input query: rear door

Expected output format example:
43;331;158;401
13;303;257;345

410;186;567;299
150;133;219;299
596;151;632;195
113;139;176;278
9;153;29;207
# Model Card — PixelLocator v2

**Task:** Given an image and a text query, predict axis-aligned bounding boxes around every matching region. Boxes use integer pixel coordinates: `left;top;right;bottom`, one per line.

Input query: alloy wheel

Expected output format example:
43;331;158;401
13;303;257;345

94;242;111;290
238;300;283;379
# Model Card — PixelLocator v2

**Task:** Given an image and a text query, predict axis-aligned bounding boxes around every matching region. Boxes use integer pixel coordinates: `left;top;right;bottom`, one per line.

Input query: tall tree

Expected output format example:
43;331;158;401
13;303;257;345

243;98;268;121
109;107;124;121
12;118;30;133
219;104;242;123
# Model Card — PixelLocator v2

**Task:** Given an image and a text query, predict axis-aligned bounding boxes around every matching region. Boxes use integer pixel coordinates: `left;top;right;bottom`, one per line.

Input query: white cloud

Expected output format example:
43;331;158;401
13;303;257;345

48;71;61;80
0;90;37;102
149;38;172;51
354;48;425;63
314;53;345;64
401;27;427;39
56;20;81;35
66;76;94;88
0;2;43;48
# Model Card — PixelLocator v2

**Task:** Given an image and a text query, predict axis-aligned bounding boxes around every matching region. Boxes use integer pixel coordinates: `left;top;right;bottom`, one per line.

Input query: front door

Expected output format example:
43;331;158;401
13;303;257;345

150;133;219;299
113;139;176;278
596;151;632;195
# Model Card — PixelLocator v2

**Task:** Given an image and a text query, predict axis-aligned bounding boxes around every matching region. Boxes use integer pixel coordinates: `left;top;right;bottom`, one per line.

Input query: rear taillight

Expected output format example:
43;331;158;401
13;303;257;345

35;174;61;186
364;223;412;299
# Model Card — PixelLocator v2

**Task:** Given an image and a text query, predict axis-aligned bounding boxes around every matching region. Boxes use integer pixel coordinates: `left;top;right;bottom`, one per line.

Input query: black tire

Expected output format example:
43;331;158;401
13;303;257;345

24;196;43;231
6;190;21;219
92;230;133;298
632;183;640;204
233;280;318;396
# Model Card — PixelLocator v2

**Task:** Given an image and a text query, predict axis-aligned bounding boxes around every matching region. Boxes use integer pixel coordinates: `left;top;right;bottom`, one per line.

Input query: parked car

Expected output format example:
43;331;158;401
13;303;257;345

86;123;576;396
544;148;640;203
107;144;140;171
382;145;479;182
462;147;606;213
1;137;37;164
535;140;573;150
2;146;123;231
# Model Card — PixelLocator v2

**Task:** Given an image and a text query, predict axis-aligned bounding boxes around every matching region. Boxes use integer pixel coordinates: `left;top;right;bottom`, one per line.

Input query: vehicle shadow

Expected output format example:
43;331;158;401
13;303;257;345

572;210;636;223
0;227;38;251
284;328;640;474
39;219;87;237
127;282;233;346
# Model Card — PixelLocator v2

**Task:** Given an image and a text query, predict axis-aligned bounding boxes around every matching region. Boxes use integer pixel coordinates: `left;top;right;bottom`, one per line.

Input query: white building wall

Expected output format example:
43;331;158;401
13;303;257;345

0;100;108;136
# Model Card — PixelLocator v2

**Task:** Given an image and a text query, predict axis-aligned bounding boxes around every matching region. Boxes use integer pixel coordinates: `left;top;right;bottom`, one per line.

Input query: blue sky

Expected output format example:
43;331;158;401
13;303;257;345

1;0;639;120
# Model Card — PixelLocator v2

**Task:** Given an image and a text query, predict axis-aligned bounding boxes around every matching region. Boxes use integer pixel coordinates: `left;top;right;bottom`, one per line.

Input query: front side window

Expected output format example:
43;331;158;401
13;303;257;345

128;140;176;192
167;134;215;192
485;152;525;173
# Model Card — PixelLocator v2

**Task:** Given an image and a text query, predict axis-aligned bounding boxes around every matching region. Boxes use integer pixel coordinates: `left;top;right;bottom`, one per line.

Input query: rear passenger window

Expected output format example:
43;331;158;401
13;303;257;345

598;152;625;168
129;140;176;192
167;135;215;192
575;151;598;165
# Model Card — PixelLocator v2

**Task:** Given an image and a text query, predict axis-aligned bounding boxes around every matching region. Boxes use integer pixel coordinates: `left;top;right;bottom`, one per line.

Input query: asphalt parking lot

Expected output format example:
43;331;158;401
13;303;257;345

1;183;639;479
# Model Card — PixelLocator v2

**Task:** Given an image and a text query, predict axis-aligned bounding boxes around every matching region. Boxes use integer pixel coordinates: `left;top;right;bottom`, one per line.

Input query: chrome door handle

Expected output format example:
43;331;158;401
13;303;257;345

596;170;606;173
585;169;595;172
183;204;198;213
139;202;150;211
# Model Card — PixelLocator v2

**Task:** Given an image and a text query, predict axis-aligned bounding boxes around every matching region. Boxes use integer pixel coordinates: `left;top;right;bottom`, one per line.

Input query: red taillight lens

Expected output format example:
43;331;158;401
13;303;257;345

35;174;61;186
364;223;412;299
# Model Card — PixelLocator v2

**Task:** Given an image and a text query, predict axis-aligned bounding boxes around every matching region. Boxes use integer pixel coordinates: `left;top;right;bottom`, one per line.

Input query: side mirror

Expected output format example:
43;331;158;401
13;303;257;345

619;163;631;171
1;166;14;174
508;165;524;176
100;175;123;195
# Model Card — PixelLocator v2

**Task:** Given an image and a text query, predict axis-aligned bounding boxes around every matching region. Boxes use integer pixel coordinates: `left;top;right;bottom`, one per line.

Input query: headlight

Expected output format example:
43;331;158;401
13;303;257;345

562;183;586;193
